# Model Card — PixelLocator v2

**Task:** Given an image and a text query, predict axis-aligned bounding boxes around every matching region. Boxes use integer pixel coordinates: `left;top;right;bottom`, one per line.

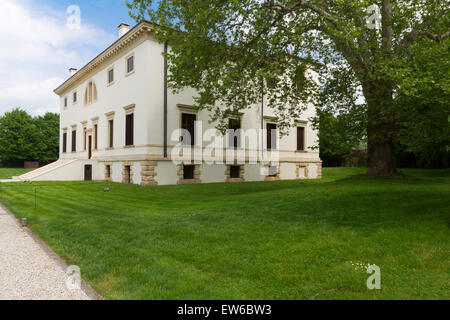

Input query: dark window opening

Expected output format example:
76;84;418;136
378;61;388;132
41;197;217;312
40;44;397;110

73;92;77;103
183;165;195;180
105;165;111;178
83;129;87;151
94;124;98;149
266;77;277;89
297;127;305;151
127;56;134;73
125;113;134;146
108;119;114;148
230;165;240;179
181;113;196;146
64;97;68;107
71;130;76;152
268;166;278;177
124;165;131;184
267;123;277;149
228;118;241;148
62;132;67;153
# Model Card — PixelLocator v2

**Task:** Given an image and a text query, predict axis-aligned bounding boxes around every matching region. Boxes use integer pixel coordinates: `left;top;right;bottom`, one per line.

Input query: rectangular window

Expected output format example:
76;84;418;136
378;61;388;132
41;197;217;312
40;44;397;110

297;127;305;151
105;165;111;178
94;124;98;149
181;113;196;146
64;97;68;107
230;165;240;179
268;166;278;177
83;128;87;151
228;118;241;148
124;166;131;184
127;56;134;73
183;165;195;180
108;69;114;84
125;113;134;146
73;91;77;103
62;132;67;153
267;123;277;149
71;130;76;152
108;119;114;148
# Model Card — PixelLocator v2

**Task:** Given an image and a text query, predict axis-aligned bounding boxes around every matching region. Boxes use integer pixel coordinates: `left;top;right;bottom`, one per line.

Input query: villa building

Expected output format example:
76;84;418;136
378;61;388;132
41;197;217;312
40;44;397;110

16;21;322;185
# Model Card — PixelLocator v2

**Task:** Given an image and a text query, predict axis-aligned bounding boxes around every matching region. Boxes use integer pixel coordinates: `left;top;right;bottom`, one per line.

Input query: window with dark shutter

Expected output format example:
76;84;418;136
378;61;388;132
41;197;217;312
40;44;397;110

105;165;111;178
181;113;196;146
230;165;240;178
62;133;67;153
228;119;241;148
108;120;114;148
183;165;195;180
71;130;76;152
297;127;305;151
267;123;277;149
125;113;134;146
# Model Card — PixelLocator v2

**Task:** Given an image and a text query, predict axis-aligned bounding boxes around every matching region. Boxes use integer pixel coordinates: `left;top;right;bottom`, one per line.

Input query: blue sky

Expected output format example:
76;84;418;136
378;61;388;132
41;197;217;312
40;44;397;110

0;0;152;115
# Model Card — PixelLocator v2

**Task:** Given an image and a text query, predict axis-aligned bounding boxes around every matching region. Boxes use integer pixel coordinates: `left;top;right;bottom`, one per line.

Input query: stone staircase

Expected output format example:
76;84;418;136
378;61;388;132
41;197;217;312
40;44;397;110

13;159;79;182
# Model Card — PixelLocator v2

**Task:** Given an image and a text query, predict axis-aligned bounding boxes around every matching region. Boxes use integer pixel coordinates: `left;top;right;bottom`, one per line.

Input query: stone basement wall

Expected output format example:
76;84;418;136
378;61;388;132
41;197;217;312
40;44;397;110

140;160;158;186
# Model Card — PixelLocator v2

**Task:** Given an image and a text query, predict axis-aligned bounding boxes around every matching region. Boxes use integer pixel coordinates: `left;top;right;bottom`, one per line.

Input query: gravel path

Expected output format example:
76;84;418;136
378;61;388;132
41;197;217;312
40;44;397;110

0;206;91;300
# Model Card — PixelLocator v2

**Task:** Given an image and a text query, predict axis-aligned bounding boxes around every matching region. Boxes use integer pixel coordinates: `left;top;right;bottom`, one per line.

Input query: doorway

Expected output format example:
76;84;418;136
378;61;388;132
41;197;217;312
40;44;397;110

84;165;92;181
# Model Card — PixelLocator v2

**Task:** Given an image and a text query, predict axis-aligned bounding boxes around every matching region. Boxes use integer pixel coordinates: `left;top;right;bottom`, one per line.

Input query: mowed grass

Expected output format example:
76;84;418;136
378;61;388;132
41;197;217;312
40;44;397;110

0;168;448;300
0;167;33;179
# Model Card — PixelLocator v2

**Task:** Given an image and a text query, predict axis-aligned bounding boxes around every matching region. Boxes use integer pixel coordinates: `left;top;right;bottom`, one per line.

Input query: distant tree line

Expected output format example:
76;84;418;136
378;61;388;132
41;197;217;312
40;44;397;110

0;108;59;167
315;106;449;169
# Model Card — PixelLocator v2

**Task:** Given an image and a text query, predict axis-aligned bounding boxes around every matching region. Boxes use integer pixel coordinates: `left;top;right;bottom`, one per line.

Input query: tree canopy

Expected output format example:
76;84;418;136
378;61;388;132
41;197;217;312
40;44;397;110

0;109;59;166
128;0;449;175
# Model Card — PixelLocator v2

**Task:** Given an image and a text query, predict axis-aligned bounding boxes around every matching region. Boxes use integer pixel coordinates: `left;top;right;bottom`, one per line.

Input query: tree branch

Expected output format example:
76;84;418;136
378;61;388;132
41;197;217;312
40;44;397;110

396;7;449;54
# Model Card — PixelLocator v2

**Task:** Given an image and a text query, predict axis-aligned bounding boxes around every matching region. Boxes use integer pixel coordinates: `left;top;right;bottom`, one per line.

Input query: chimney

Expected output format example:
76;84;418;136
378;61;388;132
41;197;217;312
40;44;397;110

69;68;77;76
118;23;130;38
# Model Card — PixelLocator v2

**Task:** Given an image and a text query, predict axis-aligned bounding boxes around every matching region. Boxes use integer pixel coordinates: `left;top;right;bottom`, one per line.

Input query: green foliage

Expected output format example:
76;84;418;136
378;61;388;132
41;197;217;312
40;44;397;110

313;108;367;166
0;108;59;165
127;0;449;174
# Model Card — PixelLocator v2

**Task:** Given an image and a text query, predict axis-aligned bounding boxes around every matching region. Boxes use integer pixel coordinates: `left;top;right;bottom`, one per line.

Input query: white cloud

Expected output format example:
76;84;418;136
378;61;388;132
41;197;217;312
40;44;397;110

0;0;116;116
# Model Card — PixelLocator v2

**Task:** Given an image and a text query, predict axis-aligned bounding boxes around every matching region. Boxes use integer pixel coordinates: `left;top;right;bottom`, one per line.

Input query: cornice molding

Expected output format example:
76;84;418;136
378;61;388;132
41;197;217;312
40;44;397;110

54;21;155;96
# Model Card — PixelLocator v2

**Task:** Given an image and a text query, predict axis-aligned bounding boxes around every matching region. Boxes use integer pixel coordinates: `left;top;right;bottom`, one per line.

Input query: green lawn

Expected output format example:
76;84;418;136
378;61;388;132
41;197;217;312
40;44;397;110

0;167;33;179
0;168;448;299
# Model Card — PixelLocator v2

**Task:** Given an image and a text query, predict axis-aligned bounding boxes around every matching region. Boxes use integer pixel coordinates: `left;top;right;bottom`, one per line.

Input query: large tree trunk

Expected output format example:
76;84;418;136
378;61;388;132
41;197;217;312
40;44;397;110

363;80;401;176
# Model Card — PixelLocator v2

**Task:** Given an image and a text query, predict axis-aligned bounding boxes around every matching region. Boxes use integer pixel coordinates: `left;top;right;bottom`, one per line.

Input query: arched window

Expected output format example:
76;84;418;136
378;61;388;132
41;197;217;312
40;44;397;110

84;80;98;105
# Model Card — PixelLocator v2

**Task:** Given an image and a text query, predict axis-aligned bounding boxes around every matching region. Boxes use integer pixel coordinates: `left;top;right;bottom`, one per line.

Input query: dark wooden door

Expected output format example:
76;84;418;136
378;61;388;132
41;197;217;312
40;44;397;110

84;165;92;181
88;136;92;159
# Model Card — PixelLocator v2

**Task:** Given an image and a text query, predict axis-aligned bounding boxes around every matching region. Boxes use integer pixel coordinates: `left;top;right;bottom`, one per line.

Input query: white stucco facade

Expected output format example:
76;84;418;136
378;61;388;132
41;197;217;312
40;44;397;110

49;21;322;186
